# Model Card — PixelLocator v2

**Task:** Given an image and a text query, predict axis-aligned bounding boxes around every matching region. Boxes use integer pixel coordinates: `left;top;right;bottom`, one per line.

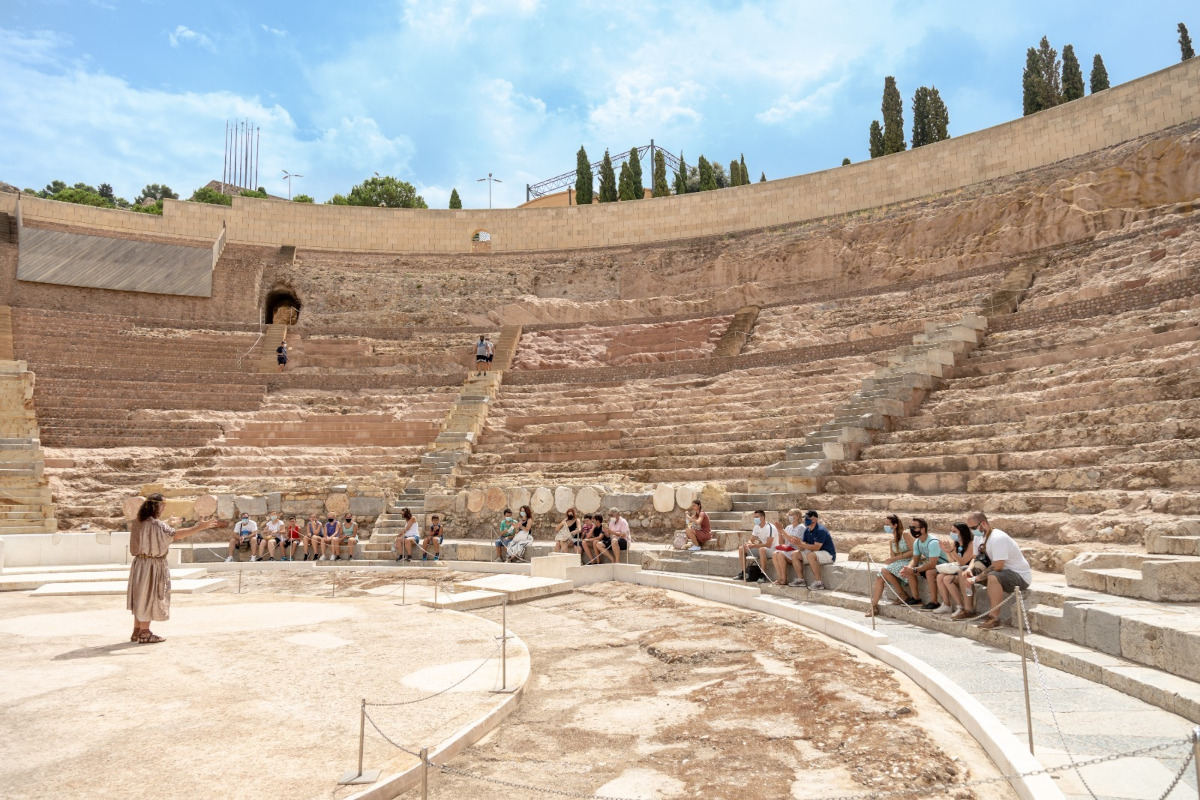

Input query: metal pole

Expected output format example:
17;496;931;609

221;120;228;194
866;554;875;632
500;596;508;691
1191;726;1199;799
238;567;243;594
357;698;366;778
433;580;439;608
1016;588;1034;755
254;127;260;191
420;747;429;799
401;577;407;605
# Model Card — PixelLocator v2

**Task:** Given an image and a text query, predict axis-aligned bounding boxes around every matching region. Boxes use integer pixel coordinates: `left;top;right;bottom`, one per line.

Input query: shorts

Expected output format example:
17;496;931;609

810;550;834;566
990;569;1030;593
610;538;628;551
495;537;512;548
277;356;287;365
694;530;712;544
486;354;494;362
476;354;488;363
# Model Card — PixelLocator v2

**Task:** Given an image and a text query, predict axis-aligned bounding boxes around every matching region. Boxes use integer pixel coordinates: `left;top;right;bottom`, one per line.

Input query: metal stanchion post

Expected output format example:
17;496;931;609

338;698;381;785
492;596;515;694
238;567;243;594
866;554;876;632
433;580;439;610
420;747;429;799
1016;588;1034;755
401;577;407;606
1192;726;1199;798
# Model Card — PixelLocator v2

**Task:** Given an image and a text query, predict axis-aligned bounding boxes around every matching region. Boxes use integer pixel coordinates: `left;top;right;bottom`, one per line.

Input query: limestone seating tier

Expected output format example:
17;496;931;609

512;315;731;370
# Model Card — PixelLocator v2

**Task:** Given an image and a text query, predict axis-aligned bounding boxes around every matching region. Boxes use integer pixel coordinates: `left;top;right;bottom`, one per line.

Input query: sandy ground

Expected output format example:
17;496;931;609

0;571;1014;800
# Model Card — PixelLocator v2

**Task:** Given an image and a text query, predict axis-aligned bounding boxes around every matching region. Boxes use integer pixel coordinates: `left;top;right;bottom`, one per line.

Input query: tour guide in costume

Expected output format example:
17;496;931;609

128;493;224;644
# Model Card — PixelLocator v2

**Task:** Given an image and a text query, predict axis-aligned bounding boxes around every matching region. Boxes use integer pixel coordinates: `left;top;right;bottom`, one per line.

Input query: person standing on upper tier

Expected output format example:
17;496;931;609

276;340;288;372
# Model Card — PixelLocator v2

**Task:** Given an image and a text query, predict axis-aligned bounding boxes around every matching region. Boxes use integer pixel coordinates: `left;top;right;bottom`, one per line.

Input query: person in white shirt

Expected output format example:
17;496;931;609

735;509;777;581
598;508;631;563
226;513;258;562
954;511;1033;629
260;513;286;560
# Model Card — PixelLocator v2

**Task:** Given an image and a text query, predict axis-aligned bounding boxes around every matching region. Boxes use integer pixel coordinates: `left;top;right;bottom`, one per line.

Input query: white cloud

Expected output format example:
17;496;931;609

168;25;214;52
756;78;847;125
260;24;287;37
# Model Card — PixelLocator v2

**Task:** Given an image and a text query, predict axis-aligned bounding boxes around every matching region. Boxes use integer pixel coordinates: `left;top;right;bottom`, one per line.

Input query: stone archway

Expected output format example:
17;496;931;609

264;288;302;325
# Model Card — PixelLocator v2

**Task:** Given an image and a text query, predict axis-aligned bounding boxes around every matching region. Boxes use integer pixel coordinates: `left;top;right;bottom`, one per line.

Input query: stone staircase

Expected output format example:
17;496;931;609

491;325;522;370
0;307;57;534
256;323;289;372
751;314;987;494
710;305;760;358
1064;518;1200;601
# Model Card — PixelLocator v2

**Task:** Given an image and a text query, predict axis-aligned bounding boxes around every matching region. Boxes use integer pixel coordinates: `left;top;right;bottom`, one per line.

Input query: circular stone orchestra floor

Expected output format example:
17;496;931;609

0;570;1013;800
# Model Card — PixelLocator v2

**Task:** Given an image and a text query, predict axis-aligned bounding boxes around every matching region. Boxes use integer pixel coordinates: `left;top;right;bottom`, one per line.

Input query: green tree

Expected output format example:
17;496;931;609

449;188;462;209
728;159;740;186
293;194;315;203
574;146;593;205
597;150;617;202
130;202;163;215
759;172;766;182
881;76;906;154
628;147;644;199
652;150;670;197
326;194;350;205
739;154;749;186
712;161;729;188
673;152;688;195
345;175;427;208
911;87;931;148
189;186;233;206
1180;23;1195;60
240;188;269;199
1090;53;1110;93
868;120;884;158
697;155;717;191
137;183;178;204
41;180;68;197
98;183;114;201
49;187;111;207
842;157;851;166
617;161;636;200
1023;37;1062;115
1062;44;1085;101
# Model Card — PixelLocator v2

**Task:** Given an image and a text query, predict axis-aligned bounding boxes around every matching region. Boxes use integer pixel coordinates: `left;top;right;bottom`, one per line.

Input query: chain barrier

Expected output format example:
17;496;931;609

874;566;1018;623
1155;745;1195;800
365;641;501;708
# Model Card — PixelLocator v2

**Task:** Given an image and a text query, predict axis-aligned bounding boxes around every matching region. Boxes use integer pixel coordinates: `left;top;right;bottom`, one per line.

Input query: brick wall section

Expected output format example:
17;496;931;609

3;58;1198;254
990;273;1200;332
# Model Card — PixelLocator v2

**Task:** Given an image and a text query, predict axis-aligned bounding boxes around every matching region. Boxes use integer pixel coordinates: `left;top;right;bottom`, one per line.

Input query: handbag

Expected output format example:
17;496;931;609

672;531;689;550
935;563;962;575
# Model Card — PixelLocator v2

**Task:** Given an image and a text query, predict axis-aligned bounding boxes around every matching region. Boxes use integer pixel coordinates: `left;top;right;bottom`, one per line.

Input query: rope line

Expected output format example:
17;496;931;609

365;642;501;708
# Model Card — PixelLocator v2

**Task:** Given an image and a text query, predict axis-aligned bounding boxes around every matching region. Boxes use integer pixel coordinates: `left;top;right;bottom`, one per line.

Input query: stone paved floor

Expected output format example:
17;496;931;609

809;601;1198;800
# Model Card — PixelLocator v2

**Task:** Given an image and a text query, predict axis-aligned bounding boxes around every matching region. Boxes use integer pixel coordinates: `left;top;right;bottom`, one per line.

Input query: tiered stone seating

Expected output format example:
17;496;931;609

287;330;483;375
512;315;733;370
463;355;878;485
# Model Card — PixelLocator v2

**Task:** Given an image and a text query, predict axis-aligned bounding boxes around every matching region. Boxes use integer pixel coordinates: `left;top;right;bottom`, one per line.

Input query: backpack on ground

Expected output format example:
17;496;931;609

744;558;766;583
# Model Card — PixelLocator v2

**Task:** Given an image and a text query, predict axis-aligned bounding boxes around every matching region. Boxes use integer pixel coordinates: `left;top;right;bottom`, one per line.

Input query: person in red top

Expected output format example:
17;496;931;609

683;500;712;551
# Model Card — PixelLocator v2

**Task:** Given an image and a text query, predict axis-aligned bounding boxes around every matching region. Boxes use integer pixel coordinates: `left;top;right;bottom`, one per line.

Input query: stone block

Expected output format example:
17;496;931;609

575;485;602;513
234;495;267;515
281;498;323;517
216;494;236;519
1143;557;1200;602
530;487;554;515
507;486;531;510
466;489;484;513
325;493;349;516
161;498;194;521
675;483;702;510
554;486;575;514
698;483;733;512
123;496;143;521
424;493;455;514
652;483;675;513
484;487;507;512
266;492;282;513
601;492;650;514
1073;603;1126;656
348;495;385;516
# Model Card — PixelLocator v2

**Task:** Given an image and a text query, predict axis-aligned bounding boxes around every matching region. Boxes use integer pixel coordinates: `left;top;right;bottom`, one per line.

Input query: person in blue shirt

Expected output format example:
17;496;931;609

900;518;949;609
795;510;836;589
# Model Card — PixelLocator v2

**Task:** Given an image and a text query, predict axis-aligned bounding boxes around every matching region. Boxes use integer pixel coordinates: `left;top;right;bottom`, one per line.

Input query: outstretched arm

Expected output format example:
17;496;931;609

172;519;225;541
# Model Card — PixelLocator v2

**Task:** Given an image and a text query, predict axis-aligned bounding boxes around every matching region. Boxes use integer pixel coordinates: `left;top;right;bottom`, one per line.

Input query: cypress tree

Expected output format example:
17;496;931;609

1062;45;1085;101
597;150;617;203
868;120;884;158
697;156;717;191
628;147;644;199
652;150;670;197
927;87;950;142
618;161;636;200
449;188;462;209
881;76;906;154
1090;54;1110;93
841;158;851;166
739;154;748;186
911;87;931;148
728;159;741;186
759;172;766;183
1037;37;1063;105
575;146;594;205
675;153;688;195
1181;23;1196;60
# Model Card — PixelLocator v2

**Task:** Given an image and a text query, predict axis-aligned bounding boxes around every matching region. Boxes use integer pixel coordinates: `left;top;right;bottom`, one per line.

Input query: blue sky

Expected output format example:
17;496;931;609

0;1;1193;208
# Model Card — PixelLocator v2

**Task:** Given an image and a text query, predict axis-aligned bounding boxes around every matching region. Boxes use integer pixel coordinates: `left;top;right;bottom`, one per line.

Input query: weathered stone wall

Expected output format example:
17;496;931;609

2;58;1198;255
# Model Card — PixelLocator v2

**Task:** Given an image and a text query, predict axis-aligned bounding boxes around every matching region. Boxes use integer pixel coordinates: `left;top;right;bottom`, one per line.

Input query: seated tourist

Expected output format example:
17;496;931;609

598;508;631;563
395;508;421;561
334;515;358;560
552;508;580;553
302;513;323;561
772;509;806;586
900;518;948;610
735;509;777;581
318;514;340;560
421;514;444;560
226;512;258;562
795;510;835;589
954;512;1032;629
260;513;286;561
580;514;604;564
493;508;516;562
933;523;974;614
683;500;712;552
867;514;915;615
505;506;534;562
283;517;302;562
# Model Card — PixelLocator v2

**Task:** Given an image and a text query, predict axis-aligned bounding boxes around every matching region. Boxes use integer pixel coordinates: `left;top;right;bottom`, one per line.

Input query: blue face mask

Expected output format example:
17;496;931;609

754;518;763;527
971;527;984;537
951;533;960;543
884;525;894;534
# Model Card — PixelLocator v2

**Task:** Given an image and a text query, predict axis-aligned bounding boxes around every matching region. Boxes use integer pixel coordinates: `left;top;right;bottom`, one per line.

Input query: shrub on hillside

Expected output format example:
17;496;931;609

189;187;233;206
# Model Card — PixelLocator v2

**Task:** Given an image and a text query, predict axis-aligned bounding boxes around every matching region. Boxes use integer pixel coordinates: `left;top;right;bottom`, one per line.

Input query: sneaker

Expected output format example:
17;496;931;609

951;610;973;620
904;597;922;606
347;554;353;560
433;555;440;561
921;602;940;611
811;581;825;590
733;571;745;581
268;557;275;562
396;555;403;562
788;579;806;587
688;545;702;552
224;556;233;562
978;616;1003;630
421;555;428;561
250;556;258;562
933;604;954;614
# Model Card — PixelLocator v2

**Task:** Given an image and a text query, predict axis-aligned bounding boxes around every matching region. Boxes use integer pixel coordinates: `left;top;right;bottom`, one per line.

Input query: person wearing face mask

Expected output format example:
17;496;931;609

504;505;535;562
261;512;285;561
598;508;631;563
953;511;1032;627
302;513;323;561
226;512;258;562
494;508;517;562
553;508;580;554
782;510;836;589
933;523;974;615
333;515;358;560
421;514;444;561
899;518;948;610
396;507;421;562
867;514;916;615
734;509;776;581
580;514;605;564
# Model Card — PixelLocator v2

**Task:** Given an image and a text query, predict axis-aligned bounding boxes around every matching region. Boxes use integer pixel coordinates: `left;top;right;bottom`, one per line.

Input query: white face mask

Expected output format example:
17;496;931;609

754;518;763;527
610;517;618;524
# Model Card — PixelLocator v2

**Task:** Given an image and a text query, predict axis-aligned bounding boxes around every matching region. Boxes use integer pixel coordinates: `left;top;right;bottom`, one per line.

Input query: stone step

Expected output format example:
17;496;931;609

452;573;573;603
30;577;229;596
1065;551;1200;602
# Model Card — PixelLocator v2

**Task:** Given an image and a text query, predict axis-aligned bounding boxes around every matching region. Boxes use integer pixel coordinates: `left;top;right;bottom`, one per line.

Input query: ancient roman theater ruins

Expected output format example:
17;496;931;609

2;58;1200;800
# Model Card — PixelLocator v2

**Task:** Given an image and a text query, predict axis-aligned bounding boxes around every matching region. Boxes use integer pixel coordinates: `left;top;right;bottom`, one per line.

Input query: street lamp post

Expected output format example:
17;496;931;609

281;170;303;200
476;172;502;209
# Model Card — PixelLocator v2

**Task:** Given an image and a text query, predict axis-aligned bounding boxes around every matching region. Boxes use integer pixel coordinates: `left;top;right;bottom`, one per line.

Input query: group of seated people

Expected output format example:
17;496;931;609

547;507;632;563
729;506;837;589
225;512;360;561
391;508;445;561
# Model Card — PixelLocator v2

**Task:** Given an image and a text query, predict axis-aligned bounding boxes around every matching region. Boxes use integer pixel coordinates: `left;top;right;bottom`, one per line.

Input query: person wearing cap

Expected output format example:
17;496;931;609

598;508;631;563
226;512;258;562
794;510;835;589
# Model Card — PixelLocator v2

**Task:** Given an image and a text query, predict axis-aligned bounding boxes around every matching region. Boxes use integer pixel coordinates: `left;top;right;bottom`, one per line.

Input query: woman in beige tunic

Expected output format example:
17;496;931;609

128;493;223;644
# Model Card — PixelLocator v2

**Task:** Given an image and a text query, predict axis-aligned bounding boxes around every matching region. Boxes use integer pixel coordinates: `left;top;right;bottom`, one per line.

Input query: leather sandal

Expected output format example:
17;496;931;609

137;631;166;644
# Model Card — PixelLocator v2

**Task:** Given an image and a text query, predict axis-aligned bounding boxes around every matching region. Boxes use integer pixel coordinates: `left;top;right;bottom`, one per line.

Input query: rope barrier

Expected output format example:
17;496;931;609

365;642;501;708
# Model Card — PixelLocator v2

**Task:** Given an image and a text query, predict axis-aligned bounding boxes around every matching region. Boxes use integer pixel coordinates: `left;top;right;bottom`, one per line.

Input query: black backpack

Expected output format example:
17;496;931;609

744;560;766;583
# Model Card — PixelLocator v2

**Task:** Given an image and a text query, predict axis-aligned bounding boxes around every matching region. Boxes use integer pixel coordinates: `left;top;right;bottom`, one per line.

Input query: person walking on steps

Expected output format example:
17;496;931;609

276;340;288;372
474;335;489;376
128;493;224;644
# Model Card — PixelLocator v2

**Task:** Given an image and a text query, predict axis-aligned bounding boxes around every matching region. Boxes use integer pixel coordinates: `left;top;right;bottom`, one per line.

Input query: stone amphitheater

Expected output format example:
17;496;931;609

2;58;1200;800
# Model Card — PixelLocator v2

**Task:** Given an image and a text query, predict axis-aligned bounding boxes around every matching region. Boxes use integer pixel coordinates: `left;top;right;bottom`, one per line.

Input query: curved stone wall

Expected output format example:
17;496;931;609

3;59;1198;255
